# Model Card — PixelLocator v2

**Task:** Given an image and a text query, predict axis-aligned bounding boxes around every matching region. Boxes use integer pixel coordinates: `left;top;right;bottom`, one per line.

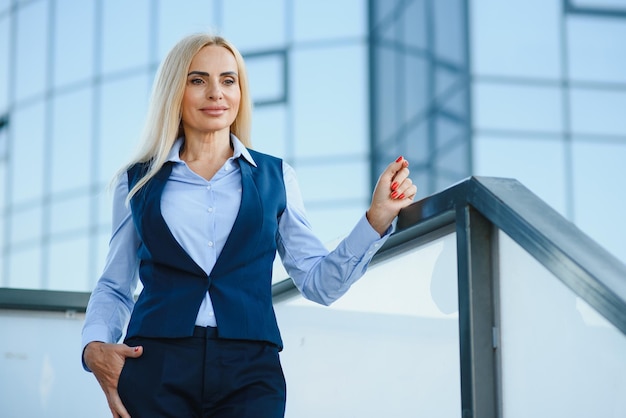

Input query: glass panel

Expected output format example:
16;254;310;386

471;0;561;78
51;87;93;193
570;88;626;136
10;204;42;246
291;45;367;158
0;16;9;111
11;101;45;203
15;0;48;101
473;135;567;215
222;0;286;50
567;16;626;83
0;311;109;416
157;0;216;60
101;0;150;75
48;235;89;291
251;105;287;158
246;53;285;104
98;73;150;183
275;233;461;417
297;159;367;202
571;0;626;9
0;0;10;14
53;0;95;88
8;245;41;289
293;0;365;42
49;194;90;236
498;231;626;417
434;0;465;65
303;202;367;244
473;82;563;132
571;140;626;262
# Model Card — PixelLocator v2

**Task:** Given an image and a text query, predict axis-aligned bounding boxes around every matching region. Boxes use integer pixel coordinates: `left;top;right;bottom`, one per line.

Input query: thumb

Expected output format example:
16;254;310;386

126;345;143;358
384;156;408;180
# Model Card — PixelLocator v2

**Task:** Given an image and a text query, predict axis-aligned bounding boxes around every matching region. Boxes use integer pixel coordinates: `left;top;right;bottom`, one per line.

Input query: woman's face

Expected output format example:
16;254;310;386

181;45;241;138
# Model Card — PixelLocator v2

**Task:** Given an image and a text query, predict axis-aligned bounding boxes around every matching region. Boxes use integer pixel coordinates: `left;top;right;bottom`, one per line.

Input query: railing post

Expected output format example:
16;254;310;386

456;204;499;417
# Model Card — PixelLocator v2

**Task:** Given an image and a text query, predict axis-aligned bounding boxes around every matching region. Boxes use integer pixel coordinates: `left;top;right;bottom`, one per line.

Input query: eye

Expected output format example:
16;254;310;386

189;78;204;85
223;78;236;86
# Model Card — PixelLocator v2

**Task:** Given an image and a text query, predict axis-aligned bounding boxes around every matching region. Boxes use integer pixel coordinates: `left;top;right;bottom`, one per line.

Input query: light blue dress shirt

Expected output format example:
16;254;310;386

82;135;390;348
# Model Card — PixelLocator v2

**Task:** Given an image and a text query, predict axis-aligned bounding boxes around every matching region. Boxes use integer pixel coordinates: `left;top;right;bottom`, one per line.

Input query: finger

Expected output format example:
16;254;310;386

107;392;131;418
392;178;414;199
384;156;408;181
124;344;143;359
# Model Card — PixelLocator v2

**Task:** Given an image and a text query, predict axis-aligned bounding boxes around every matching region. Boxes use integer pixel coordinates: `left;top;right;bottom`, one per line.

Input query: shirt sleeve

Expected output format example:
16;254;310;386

276;163;392;306
81;174;141;370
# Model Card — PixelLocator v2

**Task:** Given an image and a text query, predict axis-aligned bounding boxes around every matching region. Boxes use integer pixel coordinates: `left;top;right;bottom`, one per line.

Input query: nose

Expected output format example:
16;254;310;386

206;80;223;100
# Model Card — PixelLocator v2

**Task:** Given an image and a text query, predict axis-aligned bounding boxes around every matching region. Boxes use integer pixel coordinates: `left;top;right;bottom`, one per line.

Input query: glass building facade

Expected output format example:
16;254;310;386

1;0;625;294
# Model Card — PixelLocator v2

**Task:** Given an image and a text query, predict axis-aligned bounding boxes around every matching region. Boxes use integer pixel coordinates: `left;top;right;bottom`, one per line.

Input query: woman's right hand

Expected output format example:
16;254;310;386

83;341;143;418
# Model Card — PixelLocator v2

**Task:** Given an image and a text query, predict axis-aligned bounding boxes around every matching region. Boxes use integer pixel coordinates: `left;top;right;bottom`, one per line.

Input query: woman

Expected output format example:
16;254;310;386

82;33;416;418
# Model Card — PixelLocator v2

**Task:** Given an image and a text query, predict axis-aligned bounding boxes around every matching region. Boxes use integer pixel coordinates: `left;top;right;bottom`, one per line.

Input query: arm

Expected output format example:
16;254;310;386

277;157;417;305
81;174;143;418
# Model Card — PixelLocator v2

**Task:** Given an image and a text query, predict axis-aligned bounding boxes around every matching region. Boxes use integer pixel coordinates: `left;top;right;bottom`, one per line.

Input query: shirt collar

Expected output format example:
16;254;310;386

166;134;257;167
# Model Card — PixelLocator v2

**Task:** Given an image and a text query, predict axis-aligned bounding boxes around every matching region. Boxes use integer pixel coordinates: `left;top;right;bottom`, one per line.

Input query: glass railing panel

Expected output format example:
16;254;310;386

275;232;461;418
498;230;626;418
0;310;109;417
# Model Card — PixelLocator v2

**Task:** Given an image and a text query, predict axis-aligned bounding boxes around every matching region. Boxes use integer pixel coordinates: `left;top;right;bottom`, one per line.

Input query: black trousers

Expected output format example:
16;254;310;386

118;327;286;418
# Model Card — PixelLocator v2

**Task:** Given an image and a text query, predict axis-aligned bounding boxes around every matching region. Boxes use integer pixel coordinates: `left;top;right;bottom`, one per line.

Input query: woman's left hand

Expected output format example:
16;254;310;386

366;156;417;236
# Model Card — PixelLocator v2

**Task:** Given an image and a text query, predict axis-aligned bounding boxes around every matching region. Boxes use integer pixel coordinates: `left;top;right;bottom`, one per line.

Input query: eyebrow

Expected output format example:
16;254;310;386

187;71;238;77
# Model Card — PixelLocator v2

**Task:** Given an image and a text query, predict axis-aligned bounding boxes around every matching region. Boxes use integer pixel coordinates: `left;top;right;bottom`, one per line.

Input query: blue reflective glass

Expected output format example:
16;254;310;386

48;235;90;291
51;88;93;193
15;0;48;101
572;140;626;261
50;194;90;237
222;0;286;50
474;135;567;215
291;45;367;158
101;0;151;75
98;73;151;182
8;245;41;289
11;101;45;203
474;82;563;132
246;53;285;104
157;0;217;60
293;0;365;42
471;0;561;78
53;0;95;88
0;16;9;111
570;88;626;135
568;16;626;83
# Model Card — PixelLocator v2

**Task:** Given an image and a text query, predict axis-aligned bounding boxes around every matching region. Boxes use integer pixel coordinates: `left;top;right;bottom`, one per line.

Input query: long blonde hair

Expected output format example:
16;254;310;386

120;33;252;201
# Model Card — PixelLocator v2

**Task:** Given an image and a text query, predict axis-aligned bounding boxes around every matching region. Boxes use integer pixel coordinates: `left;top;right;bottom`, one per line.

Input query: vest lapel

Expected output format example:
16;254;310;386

211;158;263;276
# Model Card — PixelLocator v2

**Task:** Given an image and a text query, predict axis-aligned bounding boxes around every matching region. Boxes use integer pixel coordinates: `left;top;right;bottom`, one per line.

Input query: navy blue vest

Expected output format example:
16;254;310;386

125;150;287;349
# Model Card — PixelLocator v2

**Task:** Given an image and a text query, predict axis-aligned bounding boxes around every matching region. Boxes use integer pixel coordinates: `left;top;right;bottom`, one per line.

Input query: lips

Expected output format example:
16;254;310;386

200;106;228;116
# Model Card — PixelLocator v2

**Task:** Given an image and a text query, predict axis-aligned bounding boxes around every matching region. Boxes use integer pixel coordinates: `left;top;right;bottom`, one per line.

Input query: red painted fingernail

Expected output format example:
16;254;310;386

391;182;398;191
391;191;399;198
403;160;409;167
398;193;405;199
395;156;403;163
134;346;140;352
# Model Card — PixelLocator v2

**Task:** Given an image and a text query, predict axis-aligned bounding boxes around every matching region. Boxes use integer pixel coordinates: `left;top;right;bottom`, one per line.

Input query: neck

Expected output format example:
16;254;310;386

180;129;233;163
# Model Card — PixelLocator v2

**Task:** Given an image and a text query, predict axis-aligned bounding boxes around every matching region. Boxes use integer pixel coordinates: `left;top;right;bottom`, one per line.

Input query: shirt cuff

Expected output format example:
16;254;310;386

343;214;392;258
81;323;115;372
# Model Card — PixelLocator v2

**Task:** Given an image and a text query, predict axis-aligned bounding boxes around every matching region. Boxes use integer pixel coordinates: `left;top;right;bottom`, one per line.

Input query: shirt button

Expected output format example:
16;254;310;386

208;241;214;247
207;185;212;190
208;207;214;213
224;165;231;171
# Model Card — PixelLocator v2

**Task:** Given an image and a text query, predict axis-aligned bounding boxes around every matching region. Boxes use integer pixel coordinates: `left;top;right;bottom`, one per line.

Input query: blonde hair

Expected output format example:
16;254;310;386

120;33;252;201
